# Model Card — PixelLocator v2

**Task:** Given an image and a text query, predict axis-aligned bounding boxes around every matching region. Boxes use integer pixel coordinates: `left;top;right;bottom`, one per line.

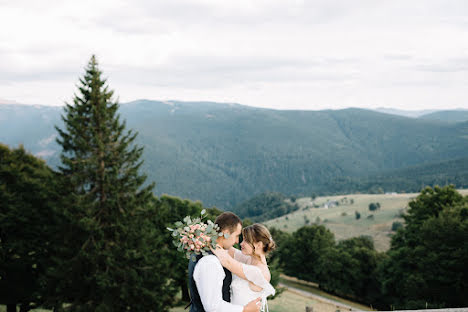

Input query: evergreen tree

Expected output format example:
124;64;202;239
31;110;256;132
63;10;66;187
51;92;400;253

53;56;175;311
154;195;222;303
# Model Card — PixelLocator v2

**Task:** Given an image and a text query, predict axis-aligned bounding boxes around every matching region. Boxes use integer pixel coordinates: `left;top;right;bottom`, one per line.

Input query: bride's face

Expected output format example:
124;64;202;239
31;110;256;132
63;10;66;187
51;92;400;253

240;239;253;255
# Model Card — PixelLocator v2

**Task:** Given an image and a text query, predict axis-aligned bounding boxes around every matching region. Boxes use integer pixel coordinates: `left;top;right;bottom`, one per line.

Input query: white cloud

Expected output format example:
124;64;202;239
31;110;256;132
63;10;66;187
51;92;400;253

0;0;467;110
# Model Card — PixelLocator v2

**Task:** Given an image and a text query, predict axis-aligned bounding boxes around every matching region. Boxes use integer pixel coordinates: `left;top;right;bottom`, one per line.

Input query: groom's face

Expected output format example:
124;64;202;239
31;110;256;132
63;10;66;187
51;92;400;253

222;223;242;249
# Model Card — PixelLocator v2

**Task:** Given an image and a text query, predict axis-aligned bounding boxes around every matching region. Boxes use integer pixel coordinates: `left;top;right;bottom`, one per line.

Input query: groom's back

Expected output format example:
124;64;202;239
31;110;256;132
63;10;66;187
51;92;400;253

188;254;232;312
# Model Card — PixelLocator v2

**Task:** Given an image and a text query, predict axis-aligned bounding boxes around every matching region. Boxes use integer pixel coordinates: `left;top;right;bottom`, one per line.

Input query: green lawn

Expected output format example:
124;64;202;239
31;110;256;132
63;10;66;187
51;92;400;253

265;189;468;251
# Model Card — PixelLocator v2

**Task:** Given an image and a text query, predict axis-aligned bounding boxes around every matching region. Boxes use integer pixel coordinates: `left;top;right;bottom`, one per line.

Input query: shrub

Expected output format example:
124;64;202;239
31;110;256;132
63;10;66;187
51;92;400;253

355;211;361;219
391;221;403;231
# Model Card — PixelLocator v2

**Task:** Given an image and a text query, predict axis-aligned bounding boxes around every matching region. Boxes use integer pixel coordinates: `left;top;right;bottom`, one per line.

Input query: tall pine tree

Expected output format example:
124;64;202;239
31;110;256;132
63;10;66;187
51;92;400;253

53;56;175;311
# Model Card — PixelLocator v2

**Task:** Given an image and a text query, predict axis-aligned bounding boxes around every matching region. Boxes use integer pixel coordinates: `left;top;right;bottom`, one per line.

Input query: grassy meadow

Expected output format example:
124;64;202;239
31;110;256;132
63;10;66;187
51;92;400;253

264;189;468;251
169;288;365;312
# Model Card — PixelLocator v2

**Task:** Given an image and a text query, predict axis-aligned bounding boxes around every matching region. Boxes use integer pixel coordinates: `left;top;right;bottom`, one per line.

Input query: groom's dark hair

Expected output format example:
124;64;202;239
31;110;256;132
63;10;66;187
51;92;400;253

215;212;242;233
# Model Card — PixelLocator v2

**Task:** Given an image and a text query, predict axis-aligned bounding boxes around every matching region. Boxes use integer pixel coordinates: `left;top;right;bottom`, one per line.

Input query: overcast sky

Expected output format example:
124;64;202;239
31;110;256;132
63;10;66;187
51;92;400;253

1;0;467;110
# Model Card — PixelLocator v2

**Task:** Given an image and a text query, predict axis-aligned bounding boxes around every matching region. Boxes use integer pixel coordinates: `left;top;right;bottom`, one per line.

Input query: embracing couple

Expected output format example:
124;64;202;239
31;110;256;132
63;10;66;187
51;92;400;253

188;212;276;312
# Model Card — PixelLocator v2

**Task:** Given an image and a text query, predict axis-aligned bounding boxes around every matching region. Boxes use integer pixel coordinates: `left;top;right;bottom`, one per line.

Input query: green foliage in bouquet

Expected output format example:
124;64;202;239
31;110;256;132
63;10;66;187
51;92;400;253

167;210;229;262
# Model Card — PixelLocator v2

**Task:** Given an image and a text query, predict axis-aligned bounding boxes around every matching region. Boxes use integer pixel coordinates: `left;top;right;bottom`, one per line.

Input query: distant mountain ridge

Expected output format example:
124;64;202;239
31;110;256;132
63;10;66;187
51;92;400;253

373;107;468;122
2;100;468;208
418;110;468;123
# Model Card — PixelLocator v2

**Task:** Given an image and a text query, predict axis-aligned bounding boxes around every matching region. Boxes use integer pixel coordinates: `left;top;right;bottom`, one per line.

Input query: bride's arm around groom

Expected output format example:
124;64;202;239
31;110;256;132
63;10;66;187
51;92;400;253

194;254;261;312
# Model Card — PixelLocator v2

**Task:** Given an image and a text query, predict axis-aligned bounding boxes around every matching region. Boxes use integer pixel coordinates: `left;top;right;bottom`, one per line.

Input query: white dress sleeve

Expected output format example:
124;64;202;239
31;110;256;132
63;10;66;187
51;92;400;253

241;263;276;312
233;248;252;264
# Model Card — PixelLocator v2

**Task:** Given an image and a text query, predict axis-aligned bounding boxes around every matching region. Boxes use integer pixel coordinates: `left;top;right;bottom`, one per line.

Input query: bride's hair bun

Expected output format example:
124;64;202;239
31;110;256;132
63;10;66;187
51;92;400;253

242;224;276;256
264;235;276;253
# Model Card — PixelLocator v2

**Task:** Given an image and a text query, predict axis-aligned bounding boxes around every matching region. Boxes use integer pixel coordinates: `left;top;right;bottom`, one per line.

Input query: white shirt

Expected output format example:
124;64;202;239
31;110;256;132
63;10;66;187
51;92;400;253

193;255;244;312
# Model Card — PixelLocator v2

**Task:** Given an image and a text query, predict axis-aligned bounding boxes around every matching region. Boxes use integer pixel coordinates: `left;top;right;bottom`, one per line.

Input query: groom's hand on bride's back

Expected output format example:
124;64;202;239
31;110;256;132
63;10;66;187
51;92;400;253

243;297;261;312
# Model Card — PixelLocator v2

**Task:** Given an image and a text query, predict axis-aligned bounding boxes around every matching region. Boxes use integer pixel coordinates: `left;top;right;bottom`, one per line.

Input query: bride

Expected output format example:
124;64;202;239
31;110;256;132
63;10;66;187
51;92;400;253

212;223;276;312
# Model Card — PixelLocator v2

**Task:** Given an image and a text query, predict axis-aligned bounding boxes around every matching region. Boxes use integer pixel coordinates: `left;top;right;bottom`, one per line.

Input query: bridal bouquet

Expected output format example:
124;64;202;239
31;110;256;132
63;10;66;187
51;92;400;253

167;209;229;261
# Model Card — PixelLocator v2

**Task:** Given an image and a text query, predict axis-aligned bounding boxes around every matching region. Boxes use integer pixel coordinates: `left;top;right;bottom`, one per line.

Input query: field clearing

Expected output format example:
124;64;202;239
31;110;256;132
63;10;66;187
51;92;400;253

265;189;468;251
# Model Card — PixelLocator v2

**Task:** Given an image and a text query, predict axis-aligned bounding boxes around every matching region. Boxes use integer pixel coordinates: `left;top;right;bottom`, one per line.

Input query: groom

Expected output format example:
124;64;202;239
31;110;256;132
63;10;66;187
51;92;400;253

188;212;261;312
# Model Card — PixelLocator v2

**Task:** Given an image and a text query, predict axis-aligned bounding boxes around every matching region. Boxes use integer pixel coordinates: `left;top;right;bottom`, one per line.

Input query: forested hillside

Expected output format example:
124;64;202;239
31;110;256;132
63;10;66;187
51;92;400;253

1;101;468;208
233;192;299;222
318;155;468;195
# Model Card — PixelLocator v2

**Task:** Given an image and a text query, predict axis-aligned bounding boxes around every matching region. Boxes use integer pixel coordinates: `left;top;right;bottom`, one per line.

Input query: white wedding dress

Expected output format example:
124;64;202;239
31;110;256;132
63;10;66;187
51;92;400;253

230;249;275;312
